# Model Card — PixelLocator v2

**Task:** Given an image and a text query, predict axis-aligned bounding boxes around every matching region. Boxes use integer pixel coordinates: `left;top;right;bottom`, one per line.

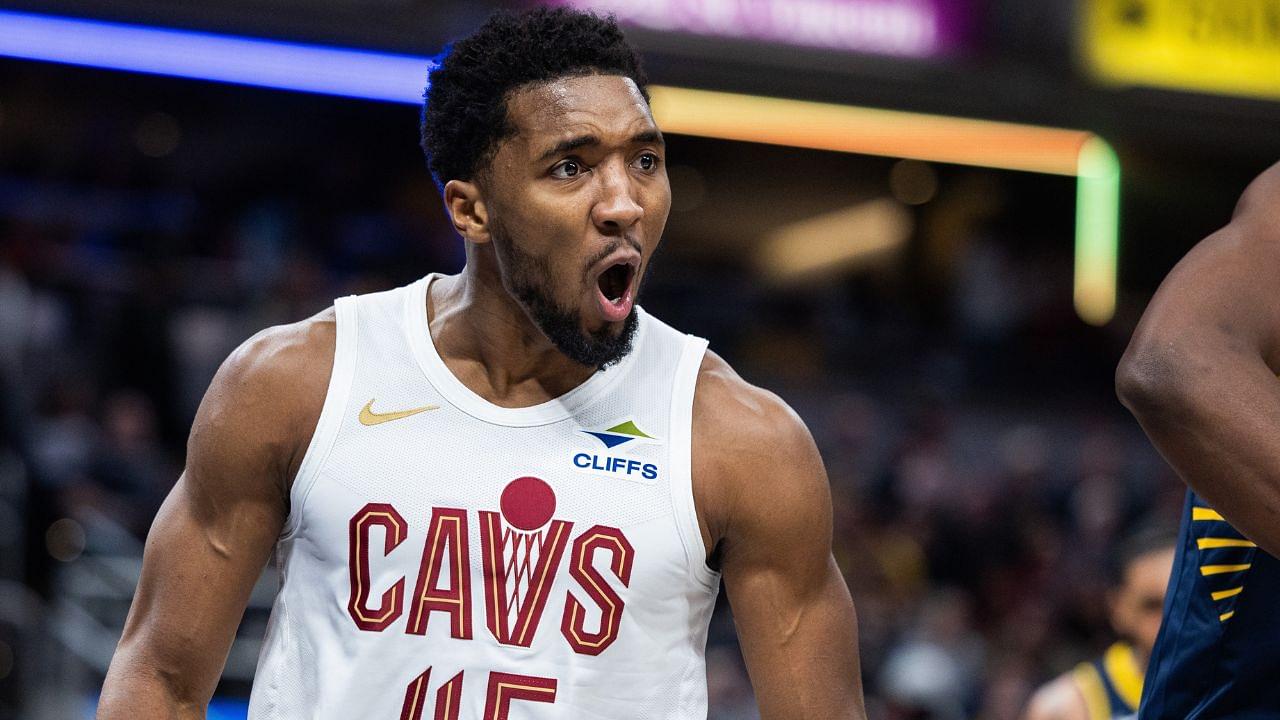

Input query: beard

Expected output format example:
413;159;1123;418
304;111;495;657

491;222;641;371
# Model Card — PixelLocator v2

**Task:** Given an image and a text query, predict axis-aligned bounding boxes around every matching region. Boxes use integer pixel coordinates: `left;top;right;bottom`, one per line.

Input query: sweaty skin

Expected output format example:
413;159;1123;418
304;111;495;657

1117;162;1280;557
1021;547;1174;720
98;74;867;718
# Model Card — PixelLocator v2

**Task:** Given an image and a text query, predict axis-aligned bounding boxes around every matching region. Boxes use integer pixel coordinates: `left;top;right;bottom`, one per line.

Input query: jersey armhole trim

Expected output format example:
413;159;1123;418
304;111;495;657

668;333;719;591
1070;663;1110;720
280;296;358;540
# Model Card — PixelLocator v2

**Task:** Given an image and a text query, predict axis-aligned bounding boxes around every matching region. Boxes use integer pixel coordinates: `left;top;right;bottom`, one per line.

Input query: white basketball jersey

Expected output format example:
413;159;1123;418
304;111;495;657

248;275;721;719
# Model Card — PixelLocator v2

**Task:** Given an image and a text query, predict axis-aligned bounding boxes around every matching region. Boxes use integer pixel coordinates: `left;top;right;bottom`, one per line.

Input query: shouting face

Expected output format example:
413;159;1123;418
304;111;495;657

474;74;671;369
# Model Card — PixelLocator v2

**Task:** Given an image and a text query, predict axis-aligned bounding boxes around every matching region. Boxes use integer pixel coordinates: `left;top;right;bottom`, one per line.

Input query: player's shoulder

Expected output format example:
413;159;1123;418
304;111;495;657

690;351;831;558
692;349;813;463
1236;160;1280;209
205;308;336;421
189;307;336;476
222;307;336;390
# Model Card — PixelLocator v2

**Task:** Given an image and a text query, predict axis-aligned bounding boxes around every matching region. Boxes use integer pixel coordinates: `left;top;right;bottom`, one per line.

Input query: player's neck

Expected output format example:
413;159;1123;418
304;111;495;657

425;264;596;407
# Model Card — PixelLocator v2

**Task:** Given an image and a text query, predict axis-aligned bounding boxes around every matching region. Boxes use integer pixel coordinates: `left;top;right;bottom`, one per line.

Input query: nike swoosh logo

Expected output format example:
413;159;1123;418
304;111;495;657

358;399;439;426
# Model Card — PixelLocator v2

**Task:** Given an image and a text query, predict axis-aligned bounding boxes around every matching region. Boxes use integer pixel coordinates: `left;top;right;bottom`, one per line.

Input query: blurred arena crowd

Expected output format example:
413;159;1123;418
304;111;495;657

0;73;1185;720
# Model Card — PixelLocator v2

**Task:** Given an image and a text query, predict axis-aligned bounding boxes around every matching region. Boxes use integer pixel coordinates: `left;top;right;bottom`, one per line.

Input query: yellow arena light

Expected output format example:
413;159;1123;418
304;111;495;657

648;85;1121;326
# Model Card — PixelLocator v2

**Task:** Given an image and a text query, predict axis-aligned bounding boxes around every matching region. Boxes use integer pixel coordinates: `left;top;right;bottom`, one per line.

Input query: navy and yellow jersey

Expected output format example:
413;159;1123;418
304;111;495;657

1070;642;1143;720
1139;491;1280;719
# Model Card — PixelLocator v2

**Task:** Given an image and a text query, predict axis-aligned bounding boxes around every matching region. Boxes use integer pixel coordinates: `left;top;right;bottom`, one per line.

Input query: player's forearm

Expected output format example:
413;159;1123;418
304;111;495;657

1118;341;1280;555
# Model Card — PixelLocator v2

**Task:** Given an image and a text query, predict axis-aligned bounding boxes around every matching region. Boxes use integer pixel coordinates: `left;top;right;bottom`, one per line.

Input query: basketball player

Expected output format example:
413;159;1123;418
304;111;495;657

97;8;866;718
1022;527;1175;720
1115;161;1280;718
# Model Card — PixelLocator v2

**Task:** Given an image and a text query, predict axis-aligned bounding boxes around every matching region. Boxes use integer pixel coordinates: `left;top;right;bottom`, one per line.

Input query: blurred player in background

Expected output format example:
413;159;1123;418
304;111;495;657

1116;161;1280;718
96;8;866;719
1022;525;1175;720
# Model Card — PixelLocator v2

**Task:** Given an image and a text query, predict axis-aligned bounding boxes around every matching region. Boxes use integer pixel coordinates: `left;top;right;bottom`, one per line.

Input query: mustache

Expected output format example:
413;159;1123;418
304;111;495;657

582;237;643;282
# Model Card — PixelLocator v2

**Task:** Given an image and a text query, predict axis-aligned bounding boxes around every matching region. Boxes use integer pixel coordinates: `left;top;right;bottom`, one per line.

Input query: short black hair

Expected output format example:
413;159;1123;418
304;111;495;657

420;7;649;190
1109;520;1179;586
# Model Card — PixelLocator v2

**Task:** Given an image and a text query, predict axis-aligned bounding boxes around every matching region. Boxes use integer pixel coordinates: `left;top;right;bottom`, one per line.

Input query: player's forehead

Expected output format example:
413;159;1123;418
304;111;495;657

504;75;659;159
1124;546;1176;588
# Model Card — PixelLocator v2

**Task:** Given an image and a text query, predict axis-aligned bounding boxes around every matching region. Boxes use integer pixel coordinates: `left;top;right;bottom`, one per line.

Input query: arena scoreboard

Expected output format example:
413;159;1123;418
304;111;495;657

1084;0;1280;101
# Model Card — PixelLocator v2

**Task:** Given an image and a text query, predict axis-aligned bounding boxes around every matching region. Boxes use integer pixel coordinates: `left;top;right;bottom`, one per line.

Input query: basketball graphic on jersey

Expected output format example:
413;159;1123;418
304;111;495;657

482;477;573;647
500;476;556;530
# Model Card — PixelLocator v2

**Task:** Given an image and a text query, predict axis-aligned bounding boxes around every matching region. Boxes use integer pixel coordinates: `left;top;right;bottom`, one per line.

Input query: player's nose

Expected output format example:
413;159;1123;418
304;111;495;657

590;163;643;234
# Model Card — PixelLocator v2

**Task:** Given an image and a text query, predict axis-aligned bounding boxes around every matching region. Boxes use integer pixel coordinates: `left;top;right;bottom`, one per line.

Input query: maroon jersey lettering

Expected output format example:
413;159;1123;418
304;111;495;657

348;502;407;631
479;510;572;647
406;507;472;639
400;668;464;720
561;525;634;655
483;671;557;719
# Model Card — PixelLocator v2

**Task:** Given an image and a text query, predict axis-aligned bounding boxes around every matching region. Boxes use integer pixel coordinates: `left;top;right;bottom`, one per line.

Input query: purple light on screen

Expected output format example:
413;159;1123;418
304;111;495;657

0;9;433;103
553;0;968;58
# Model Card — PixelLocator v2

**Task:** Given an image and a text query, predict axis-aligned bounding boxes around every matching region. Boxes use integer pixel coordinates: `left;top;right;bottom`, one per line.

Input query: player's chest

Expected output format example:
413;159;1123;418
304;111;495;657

291;409;690;642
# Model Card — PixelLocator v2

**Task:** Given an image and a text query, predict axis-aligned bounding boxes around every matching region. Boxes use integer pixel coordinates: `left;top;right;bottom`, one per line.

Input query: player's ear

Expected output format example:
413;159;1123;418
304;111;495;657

444;179;491;245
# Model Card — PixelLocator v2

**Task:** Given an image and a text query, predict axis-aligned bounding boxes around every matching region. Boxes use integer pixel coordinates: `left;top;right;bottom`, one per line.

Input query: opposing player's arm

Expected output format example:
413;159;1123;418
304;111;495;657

1021;675;1090;720
694;352;867;720
97;311;333;719
1117;161;1280;556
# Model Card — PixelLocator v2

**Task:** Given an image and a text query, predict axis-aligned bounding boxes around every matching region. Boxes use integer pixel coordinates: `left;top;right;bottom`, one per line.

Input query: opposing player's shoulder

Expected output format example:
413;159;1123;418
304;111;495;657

1236;160;1280;212
1227;160;1280;240
188;308;336;485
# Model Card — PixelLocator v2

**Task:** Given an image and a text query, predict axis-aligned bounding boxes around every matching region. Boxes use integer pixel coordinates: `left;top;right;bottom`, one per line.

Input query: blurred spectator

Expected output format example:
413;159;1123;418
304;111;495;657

1021;525;1177;720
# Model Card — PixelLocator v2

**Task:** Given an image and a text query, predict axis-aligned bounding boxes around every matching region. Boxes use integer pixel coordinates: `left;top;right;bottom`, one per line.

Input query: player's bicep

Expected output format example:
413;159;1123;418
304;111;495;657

111;469;282;702
725;551;861;717
101;329;304;711
716;402;864;719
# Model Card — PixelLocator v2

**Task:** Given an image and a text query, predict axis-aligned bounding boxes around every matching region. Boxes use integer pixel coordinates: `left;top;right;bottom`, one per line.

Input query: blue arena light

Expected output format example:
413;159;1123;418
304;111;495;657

0;9;431;103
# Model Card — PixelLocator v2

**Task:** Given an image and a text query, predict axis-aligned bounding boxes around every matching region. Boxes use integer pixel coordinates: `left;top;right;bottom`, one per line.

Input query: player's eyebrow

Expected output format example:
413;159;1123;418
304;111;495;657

538;134;599;162
537;130;664;162
630;129;665;147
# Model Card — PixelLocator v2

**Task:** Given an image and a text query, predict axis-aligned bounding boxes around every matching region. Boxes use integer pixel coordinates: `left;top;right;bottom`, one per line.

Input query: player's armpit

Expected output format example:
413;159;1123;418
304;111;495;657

693;353;867;720
97;311;334;718
1117;161;1280;556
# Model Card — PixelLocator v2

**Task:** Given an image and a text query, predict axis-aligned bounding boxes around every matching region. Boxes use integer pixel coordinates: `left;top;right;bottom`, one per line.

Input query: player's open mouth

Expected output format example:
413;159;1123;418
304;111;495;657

598;262;633;303
595;259;637;323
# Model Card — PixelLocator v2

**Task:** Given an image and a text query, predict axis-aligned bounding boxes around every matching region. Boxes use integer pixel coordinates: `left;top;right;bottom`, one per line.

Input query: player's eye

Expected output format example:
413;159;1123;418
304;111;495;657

634;153;660;172
550;160;584;179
